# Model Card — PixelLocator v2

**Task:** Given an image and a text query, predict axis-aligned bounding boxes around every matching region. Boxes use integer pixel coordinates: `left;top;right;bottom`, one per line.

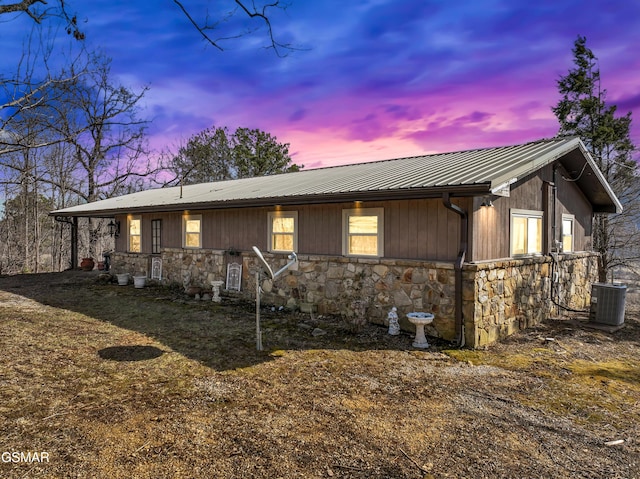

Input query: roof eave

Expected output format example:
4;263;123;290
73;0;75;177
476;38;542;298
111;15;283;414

489;137;622;214
574;141;623;214
49;184;491;218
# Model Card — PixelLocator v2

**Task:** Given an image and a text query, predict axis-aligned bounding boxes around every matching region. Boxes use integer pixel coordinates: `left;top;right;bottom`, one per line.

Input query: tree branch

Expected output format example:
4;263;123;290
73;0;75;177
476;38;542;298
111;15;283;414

0;0;46;19
172;0;299;56
172;0;223;51
0;0;84;40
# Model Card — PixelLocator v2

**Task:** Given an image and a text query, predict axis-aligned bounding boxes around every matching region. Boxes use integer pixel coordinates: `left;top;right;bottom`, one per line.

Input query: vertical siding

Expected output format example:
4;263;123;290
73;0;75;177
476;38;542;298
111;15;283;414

165;212;183;247
115;179;596;264
298;204;342;255
114;214;127;252
416;199;430;258
202;208;264;251
382;198;468;261
471;168;547;262
471;162;594;262
115;198;469;262
555;164;593;252
384;201;401;256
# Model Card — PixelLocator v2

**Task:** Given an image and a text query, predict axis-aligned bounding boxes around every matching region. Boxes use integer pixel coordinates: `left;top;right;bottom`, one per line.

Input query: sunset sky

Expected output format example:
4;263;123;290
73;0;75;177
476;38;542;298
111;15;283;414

2;0;639;169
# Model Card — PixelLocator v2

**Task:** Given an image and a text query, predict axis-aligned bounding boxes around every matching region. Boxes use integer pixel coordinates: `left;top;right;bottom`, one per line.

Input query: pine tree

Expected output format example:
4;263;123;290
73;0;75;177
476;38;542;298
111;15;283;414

553;35;639;281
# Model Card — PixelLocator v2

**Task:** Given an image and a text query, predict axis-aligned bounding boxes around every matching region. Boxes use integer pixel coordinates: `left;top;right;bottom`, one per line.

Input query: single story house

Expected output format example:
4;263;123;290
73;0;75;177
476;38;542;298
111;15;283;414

52;137;622;348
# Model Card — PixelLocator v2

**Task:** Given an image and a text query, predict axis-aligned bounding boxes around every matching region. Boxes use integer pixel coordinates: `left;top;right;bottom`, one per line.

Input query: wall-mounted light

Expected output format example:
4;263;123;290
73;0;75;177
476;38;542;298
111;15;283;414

107;219;121;238
481;197;493;208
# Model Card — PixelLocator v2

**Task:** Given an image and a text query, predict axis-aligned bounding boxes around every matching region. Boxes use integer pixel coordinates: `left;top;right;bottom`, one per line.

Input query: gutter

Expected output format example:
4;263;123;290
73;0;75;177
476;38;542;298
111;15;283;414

442;193;468;348
49;184;491;218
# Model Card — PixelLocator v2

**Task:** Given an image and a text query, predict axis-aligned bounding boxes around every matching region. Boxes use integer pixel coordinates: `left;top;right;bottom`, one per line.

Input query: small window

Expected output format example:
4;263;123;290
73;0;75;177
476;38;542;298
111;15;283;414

183;215;202;249
128;216;141;253
511;209;542;256
562;215;574;252
342;208;384;257
152;219;162;254
268;211;298;252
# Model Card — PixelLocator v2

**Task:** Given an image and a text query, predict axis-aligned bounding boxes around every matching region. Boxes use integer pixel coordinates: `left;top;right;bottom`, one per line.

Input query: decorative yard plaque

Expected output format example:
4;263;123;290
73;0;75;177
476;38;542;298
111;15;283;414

226;262;242;291
151;257;162;280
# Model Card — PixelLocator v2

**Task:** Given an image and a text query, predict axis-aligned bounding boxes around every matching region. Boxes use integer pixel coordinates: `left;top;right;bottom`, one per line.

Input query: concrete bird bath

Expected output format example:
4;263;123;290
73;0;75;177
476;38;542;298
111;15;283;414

407;312;434;348
210;280;224;303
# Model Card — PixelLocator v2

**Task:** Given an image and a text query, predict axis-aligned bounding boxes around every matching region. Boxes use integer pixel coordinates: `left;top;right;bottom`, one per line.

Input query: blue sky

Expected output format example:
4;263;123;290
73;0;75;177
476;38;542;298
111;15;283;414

1;0;639;168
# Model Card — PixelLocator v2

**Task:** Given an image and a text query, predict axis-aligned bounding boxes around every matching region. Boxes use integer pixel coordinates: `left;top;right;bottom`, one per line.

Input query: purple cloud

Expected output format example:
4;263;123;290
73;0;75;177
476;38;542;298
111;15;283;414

1;0;639;167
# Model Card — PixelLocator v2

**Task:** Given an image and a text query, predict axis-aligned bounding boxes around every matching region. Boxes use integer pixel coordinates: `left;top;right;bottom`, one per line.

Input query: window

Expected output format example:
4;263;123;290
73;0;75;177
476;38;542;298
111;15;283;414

342;208;384;257
562;214;574;252
152;219;162;254
511;209;543;256
268;211;298;252
182;215;202;248
128;216;141;253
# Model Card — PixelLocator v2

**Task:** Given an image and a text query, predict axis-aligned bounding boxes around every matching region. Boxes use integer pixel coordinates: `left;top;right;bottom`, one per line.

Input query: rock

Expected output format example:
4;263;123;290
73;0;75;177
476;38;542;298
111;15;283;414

311;328;327;336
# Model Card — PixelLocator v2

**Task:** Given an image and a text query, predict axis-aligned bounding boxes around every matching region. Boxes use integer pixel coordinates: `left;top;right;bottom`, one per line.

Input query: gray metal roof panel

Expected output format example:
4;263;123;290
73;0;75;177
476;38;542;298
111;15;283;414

51;137;622;216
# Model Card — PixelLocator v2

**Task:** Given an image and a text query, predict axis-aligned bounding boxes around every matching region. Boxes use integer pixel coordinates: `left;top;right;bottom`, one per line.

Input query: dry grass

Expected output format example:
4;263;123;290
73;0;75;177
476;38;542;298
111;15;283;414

0;271;639;478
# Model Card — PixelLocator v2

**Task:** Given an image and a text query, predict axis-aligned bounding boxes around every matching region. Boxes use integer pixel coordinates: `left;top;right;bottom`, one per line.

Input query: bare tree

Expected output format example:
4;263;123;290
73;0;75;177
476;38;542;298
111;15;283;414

42;52;156;258
1;48;157;268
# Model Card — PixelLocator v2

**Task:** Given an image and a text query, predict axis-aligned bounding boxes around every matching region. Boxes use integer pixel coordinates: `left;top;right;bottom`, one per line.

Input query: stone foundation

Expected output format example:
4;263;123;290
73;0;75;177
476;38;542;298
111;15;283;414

112;249;598;348
463;252;598;346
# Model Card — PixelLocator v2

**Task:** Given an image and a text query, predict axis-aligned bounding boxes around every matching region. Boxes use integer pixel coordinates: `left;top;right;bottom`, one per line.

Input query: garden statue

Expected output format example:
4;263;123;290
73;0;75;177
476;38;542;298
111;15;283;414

387;307;400;335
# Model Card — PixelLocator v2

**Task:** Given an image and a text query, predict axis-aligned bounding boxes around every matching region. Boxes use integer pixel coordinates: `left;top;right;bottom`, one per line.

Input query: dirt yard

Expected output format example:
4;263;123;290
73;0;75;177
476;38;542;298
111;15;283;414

0;271;638;478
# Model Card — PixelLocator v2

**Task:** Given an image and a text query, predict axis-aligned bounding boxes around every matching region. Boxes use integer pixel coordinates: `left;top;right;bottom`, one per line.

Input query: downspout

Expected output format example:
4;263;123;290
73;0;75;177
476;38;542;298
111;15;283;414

550;167;559;310
442;193;468;347
552;166;558;251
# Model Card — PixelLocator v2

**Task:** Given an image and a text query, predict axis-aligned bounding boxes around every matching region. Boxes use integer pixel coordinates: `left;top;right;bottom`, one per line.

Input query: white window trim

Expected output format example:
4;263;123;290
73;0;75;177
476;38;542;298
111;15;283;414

510;208;543;257
128;215;142;253
342;207;384;258
182;214;202;249
562;214;575;253
267;211;298;253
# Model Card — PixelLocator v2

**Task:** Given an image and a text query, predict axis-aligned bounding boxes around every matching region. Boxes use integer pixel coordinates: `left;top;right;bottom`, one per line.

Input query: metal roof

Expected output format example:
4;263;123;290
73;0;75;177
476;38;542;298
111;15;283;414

51;137;622;217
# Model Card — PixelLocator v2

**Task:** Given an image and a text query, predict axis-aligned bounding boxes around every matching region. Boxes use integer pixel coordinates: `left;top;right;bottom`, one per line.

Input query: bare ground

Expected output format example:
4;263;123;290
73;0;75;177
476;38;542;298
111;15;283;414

0;271;639;478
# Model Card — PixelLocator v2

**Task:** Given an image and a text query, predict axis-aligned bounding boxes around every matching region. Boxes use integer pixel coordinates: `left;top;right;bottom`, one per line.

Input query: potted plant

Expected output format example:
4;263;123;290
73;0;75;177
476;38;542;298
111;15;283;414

133;273;147;288
80;257;95;271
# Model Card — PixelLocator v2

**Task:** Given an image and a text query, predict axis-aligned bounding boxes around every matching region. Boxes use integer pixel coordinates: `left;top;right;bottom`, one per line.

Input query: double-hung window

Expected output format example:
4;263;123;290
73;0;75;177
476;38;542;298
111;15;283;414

183;214;202;249
268;211;297;252
562;214;574;252
342;208;384;257
511;209;543;256
128;216;141;253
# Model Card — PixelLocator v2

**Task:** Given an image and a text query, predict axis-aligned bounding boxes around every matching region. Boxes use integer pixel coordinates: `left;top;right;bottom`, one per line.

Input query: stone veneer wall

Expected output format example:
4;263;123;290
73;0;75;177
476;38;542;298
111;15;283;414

112;249;458;340
111;253;150;277
112;249;598;348
463;252;598;346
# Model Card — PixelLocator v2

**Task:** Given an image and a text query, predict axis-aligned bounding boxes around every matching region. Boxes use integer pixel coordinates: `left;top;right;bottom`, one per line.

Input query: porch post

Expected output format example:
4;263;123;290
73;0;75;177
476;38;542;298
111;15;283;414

71;216;78;270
